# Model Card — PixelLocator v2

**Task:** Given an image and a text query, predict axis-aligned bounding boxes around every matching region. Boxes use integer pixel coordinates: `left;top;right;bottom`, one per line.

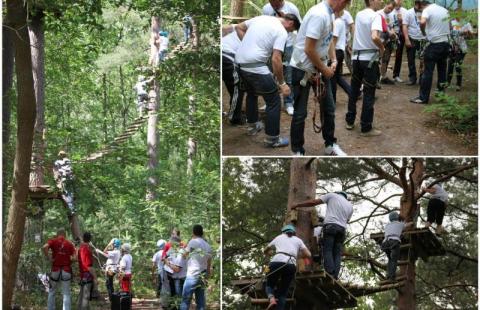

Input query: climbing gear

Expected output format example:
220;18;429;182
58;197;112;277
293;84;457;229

367;51;380;69
281;224;296;234
389;212;400;222
113;238;122;249
312;74;325;134
122;243;131;253
156;239;166;249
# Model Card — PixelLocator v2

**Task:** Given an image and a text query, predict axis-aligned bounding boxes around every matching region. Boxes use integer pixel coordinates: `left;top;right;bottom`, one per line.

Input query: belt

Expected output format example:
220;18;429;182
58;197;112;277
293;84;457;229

353;49;378;55
222;51;235;59
237;62;267;68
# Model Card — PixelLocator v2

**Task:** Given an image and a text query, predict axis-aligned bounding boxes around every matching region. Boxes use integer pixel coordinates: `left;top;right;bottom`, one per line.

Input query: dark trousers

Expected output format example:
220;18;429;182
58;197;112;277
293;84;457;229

106;274;114;300
265;262;296;310
427;198;446;225
238;70;281;136
332;49;352;103
382;239;401;281
393;35;404;78
156;273;163;297
223;56;244;123
321;223;346;279
345;58;379;132
406;38;422;83
447;51;466;87
290;67;337;153
419;42;450;102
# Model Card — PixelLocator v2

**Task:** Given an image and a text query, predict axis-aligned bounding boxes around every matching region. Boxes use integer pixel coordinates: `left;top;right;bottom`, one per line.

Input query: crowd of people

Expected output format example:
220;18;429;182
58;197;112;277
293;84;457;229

43;225;212;310
222;0;474;156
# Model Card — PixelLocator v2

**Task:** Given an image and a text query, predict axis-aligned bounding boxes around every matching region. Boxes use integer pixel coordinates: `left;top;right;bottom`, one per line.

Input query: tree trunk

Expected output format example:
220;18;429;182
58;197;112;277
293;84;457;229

286;159;317;250
191;17;200;49
3;1;37;307
119;66;128;130
148;17;160;66
187;95;196;176
146;17;160;201
28;12;46;187
230;0;245;17
102;73;108;143
2;24;15;149
397;159;425;310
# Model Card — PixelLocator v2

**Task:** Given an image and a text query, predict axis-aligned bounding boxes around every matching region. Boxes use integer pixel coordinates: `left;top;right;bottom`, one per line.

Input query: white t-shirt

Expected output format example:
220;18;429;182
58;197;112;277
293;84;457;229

171;251;187;279
134;81;147;95
421;3;450;43
313;226;323;239
321;193;353;228
186;238;212;277
262;1;302;47
391;7;408;33
403;8;425;40
451;19;472;53
222;31;241;61
268;234;307;265
378;9;394;29
105;249;121;271
342;10;354;42
152;250;164;274
120;254;132;275
333;18;347;51
384;221;405;241
290;2;334;73
235;16;288;74
159;36;169;51
352;8;383;61
430;184;448;202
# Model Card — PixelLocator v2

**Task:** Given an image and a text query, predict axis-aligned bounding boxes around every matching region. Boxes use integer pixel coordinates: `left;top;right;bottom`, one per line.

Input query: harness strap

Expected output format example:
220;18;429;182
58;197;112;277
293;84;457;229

237;62;267;69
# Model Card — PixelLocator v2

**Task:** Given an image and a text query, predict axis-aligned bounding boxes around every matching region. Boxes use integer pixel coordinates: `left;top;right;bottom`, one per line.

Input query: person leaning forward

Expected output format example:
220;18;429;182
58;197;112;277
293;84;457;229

292;191;353;279
78;232;98;310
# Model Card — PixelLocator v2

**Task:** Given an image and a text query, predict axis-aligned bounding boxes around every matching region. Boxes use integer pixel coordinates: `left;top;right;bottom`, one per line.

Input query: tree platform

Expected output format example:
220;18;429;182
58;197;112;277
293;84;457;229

28;185;61;201
231;270;357;309
370;228;446;261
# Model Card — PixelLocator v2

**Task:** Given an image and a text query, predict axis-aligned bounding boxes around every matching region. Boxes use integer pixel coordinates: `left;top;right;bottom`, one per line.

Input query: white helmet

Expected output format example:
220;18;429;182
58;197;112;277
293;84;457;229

121;243;131;253
156;239;166;249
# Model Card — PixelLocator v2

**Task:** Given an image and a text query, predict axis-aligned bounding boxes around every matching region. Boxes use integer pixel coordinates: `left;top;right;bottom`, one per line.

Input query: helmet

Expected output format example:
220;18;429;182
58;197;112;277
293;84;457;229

281;224;296;234
58;150;67;157
113;238;121;249
156;239;166;249
336;191;348;200
121;243;131;253
389;211;400;222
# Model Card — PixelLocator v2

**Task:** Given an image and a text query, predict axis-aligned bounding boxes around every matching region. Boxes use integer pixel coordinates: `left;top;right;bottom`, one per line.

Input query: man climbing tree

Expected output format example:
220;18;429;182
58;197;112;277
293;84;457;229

133;75;154;116
53;150;76;214
423;183;449;235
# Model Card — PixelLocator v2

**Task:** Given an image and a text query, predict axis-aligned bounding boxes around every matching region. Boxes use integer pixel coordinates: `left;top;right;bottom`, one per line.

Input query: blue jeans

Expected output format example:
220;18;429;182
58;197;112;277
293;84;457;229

265;262;296;310
382;239;401;281
48;271;72;310
184;26;191;43
159;50;167;62
321;224;346;279
223;55;244;123
290;67;337;153
283;45;294;107
419;42;450;102
238;70;281;136
180;275;206;310
332;49;352;103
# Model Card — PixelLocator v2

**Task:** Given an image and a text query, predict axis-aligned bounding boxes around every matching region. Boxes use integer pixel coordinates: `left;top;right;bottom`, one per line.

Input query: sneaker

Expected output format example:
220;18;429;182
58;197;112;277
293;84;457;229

346;123;354;130
324;143;347;156
286;106;294;116
394;77;403;83
292;151;304;156
264;136;289;148
406;80;416;86
410;96;427;104
360;129;382;137
247;121;264;136
381;77;395;85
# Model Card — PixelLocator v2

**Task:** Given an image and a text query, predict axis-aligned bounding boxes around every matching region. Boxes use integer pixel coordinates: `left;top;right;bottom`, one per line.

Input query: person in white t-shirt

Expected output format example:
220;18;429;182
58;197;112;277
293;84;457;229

342;9;355;73
402;0;426;86
289;0;350;156
331;10;352;104
292;191;353;279
378;0;398;85
447;17;473;91
119;243;133;293
263;224;311;310
410;0;450;104
96;238;121;301
423;183;449;235
152;239;166;298
345;0;384;137
227;14;300;148
263;0;302;116
391;0;409;82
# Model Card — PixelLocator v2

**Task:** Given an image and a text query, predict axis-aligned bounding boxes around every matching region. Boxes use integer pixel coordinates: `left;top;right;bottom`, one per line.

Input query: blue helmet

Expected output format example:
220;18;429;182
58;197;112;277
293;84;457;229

156;239;166;249
113;238;121;249
336;191;348;200
281;224;296;234
389;212;400;222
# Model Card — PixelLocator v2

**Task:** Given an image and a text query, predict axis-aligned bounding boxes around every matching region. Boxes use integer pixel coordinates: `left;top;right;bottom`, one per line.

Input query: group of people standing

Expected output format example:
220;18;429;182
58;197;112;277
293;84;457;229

222;0;473;155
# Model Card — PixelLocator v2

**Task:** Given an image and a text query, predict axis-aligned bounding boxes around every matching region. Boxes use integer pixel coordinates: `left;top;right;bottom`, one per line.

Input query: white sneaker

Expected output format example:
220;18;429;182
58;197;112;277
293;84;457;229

324;143;347;156
247;121;264;136
394;77;403;83
292;151;304;156
286;106;294;116
259;104;266;111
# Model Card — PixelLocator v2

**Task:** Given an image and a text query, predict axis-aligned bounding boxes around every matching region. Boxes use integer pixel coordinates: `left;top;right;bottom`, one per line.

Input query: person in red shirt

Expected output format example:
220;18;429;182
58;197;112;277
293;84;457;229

42;228;76;310
77;232;98;310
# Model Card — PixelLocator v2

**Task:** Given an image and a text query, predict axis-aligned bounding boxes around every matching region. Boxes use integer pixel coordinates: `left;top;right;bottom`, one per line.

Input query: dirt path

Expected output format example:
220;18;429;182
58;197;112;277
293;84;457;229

222;54;477;156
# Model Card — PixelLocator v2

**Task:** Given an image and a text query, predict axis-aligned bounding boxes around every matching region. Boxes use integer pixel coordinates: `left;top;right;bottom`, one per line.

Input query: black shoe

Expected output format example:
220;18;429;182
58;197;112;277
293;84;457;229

406;80;416;86
381;77;395;85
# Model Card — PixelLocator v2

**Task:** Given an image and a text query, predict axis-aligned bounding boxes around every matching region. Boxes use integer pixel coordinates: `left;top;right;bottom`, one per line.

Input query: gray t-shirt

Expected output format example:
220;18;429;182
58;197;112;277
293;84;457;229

186;238;212;277
430;184;448;202
384;221;405;241
321;193;353;228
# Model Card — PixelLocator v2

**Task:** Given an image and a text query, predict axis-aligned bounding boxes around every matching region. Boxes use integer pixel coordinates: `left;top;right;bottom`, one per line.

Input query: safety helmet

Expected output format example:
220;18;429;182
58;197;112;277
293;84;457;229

336;191;348;200
121;243;131;253
113;238;121;249
58;150;67;157
281;224;296;234
389;211;400;222
156;239;166;249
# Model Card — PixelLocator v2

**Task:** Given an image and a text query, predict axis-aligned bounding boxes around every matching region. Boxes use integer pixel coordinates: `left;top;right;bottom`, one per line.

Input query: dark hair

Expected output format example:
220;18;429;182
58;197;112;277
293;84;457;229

193;224;204;237
83;232;92;243
386;0;395;5
364;0;370;6
284;13;301;30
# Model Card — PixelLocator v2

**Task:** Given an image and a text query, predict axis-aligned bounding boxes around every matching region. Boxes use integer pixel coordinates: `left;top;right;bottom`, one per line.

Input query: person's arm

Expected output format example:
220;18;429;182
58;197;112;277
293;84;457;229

96;248;108;258
424;186;436;194
235;22;248;40
291;198;324;209
329;39;337;72
350;23;355;38
403;221;414;229
263;244;274;256
403;24;411;47
299;247;312;259
371;30;385;57
222;24;236;37
304;38;334;79
420;16;427;37
42;243;52;261
272;49;290;96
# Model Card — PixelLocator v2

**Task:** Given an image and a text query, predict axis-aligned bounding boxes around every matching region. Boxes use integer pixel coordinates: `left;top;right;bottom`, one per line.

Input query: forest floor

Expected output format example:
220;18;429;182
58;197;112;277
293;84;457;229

222;53;477;156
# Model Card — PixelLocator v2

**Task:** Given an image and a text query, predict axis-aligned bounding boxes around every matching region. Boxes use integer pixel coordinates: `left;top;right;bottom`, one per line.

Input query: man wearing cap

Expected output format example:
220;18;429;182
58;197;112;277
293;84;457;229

289;0;351;156
402;0;426;86
423;183;448;235
292;191;353;279
381;212;413;282
410;0;450;104
263;224;311;310
53;150;76;214
226;14;301;147
152;239;166;298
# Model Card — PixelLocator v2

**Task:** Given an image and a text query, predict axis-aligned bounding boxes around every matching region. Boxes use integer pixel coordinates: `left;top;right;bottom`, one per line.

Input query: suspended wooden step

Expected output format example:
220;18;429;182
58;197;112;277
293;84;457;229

345;280;405;297
370;228;446;261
